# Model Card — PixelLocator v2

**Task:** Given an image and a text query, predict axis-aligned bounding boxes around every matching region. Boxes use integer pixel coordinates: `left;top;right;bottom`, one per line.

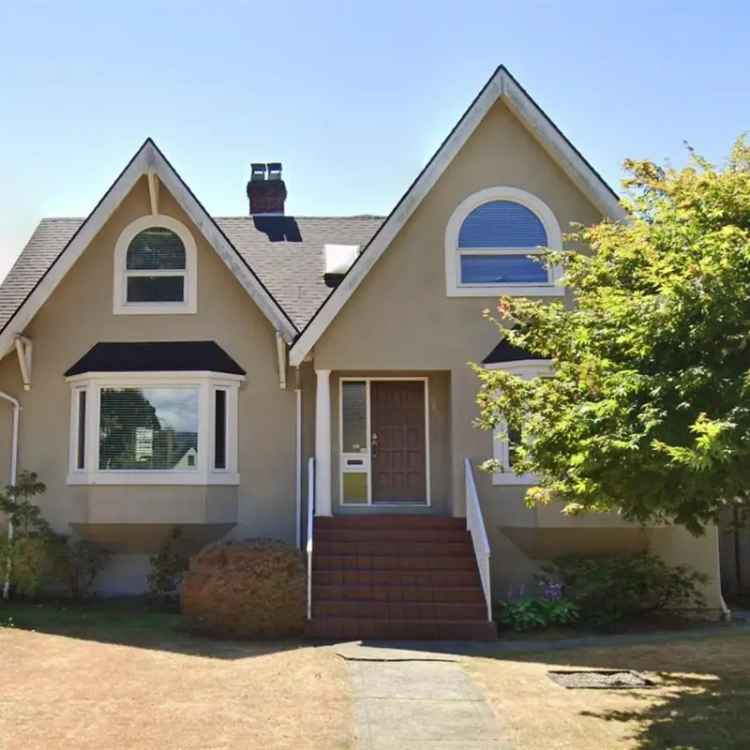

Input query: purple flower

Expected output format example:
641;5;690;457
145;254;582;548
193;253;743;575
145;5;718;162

542;581;563;600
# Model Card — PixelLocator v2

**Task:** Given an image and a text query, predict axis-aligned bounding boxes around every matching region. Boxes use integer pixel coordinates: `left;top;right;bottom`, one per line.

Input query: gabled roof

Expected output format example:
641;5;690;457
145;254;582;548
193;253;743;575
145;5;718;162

65;341;246;377
288;65;627;366
0;139;300;357
2;214;383;334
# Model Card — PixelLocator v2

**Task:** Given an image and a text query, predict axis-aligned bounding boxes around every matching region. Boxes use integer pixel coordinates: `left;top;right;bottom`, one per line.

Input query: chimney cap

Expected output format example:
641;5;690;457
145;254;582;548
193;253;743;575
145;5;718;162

267;162;282;180
251;163;267;181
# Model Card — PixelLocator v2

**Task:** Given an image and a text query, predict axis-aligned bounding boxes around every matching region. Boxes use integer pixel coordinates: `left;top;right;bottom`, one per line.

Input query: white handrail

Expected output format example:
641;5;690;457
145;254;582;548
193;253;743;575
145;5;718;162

464;458;492;622
306;457;315;621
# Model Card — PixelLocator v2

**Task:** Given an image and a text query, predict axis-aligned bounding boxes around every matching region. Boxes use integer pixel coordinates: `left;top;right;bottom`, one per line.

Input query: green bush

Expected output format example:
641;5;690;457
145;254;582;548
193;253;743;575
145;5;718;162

0;471;61;598
0;535;66;598
0;471;109;599
147;527;188;605
543;553;706;627
497;596;579;632
62;540;110;599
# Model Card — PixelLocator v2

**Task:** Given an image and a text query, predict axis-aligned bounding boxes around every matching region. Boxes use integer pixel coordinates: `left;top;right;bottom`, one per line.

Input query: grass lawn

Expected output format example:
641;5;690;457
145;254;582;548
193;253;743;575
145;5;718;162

0;599;353;750
466;630;750;750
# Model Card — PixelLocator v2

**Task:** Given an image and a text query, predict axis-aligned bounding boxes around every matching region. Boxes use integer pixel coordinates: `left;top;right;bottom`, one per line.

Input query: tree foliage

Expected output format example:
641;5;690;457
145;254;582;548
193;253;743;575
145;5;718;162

474;137;750;533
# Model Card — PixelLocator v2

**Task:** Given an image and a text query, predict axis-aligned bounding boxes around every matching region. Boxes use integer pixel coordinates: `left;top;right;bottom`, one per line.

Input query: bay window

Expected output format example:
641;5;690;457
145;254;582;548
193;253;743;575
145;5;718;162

68;372;240;485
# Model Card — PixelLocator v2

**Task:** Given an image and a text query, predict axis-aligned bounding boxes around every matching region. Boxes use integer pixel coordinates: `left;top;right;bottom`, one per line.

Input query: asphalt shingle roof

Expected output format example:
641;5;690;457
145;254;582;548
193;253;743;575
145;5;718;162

0;214;383;334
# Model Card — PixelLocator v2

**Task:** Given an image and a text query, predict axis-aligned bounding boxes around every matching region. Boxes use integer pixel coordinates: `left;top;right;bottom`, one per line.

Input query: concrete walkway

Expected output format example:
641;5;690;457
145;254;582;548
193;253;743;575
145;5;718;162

339;646;512;750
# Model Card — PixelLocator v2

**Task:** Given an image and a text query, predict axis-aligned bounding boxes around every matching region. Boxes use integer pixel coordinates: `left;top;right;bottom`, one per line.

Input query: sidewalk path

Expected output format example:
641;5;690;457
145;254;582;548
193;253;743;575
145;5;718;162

339;646;512;750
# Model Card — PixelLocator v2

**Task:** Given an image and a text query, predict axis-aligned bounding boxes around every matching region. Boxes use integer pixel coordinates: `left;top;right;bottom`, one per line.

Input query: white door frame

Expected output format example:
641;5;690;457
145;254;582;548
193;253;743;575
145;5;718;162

339;377;431;507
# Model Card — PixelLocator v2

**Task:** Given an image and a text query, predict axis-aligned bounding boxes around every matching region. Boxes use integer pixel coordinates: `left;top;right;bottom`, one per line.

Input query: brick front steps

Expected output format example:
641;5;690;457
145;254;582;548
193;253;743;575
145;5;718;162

305;516;497;641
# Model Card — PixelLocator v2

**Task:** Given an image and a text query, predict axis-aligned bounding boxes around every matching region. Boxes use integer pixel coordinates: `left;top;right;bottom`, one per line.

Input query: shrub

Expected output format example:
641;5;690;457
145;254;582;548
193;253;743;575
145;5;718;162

0;472;109;599
182;539;305;639
147;527;188;604
62;540;110;599
497;596;579;632
1;534;66;598
0;472;64;598
543;553;706;627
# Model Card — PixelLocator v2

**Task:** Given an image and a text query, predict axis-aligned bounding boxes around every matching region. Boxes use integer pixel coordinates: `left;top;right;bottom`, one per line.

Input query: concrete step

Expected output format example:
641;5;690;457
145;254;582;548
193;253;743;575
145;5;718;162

314;584;485;604
304;617;498;641
314;540;473;557
314;527;470;543
314;515;465;530
313;555;477;571
313;600;488;621
312;569;481;587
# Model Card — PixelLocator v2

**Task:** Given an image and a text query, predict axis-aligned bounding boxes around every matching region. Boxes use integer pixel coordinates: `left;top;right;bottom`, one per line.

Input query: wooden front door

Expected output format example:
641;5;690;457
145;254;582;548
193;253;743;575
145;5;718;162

371;380;427;503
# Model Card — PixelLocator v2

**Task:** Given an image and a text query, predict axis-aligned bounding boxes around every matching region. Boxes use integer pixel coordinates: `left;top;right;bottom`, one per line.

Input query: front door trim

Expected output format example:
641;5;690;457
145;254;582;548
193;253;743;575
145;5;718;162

339;377;431;507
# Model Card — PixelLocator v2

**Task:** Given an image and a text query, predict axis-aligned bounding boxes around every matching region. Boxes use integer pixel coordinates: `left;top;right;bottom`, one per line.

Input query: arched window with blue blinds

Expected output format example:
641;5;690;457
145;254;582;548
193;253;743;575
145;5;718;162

458;200;549;285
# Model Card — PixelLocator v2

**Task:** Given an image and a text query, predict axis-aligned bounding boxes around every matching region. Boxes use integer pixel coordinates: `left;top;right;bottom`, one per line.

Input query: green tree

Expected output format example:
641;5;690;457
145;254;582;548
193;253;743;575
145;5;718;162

474;138;750;533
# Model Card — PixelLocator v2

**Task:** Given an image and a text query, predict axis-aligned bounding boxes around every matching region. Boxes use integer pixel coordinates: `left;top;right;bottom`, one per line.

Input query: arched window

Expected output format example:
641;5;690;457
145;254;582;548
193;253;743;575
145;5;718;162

114;215;197;314
445;187;563;297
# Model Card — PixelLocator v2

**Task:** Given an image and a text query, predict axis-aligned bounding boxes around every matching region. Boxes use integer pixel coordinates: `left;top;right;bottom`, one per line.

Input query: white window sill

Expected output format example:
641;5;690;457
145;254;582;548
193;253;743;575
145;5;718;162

67;471;240;486
448;284;565;298
113;301;197;315
492;472;539;486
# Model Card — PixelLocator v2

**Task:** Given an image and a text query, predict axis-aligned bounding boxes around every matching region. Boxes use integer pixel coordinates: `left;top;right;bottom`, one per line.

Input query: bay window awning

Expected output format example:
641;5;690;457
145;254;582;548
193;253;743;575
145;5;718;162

65;341;245;377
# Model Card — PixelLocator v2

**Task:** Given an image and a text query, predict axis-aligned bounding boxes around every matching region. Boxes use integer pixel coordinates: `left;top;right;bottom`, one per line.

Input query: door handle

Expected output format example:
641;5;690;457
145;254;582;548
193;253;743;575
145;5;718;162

371;433;378;460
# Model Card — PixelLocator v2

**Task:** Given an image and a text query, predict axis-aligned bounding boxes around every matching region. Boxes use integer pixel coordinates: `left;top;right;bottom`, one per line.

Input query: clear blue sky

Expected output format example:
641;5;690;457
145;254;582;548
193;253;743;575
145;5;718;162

1;1;748;282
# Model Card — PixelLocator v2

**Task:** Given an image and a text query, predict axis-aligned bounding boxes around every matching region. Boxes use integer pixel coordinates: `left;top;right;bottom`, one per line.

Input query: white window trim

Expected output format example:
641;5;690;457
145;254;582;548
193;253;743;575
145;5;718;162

113;214;198;315
445;186;564;297
66;370;242;485
487;359;553;486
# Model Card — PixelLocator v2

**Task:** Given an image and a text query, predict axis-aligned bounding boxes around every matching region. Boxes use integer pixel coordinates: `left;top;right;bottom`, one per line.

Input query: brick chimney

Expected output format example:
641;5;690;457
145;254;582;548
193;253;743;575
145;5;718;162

247;162;287;215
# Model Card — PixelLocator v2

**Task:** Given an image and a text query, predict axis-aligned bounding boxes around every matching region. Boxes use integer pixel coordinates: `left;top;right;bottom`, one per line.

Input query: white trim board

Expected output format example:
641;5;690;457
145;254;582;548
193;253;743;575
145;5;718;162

0;139;297;359
289;66;625;366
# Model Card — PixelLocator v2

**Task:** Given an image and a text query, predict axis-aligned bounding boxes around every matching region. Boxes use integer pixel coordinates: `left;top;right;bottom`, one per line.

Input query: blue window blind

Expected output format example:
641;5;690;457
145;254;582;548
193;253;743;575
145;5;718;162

458;201;547;248
460;255;547;284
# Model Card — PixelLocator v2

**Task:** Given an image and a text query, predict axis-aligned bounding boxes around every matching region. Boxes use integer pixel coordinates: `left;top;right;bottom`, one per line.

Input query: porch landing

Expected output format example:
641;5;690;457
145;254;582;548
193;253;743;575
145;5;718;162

305;516;497;641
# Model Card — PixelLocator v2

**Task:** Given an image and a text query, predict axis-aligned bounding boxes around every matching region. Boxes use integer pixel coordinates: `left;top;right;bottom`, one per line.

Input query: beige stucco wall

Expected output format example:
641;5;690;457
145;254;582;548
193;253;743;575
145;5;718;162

0;177;298;590
309;100;724;611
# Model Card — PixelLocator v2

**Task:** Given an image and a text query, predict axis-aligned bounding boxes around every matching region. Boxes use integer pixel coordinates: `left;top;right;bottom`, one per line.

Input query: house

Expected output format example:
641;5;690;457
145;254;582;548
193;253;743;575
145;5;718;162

0;67;725;638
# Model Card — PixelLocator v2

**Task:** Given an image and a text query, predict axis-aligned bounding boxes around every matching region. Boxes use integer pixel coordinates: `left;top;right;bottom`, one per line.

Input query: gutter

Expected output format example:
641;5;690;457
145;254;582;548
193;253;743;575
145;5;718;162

0;391;20;600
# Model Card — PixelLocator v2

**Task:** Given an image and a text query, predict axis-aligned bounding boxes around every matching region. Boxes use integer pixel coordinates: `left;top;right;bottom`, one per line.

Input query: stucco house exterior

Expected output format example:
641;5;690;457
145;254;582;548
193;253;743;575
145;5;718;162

0;67;725;638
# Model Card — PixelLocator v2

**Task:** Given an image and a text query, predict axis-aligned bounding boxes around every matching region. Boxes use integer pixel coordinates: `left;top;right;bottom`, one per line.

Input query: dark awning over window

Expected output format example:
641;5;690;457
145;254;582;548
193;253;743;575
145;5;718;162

65;341;245;377
482;338;537;365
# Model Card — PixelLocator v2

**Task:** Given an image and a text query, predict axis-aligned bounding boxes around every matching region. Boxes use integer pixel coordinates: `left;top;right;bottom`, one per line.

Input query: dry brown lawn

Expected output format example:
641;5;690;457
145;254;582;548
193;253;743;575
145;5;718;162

0;626;353;750
466;631;750;750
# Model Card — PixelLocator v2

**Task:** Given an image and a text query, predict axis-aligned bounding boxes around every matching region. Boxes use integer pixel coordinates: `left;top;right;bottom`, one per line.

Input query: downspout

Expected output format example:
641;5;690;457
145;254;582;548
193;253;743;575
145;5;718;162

295;368;302;548
0;391;20;600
